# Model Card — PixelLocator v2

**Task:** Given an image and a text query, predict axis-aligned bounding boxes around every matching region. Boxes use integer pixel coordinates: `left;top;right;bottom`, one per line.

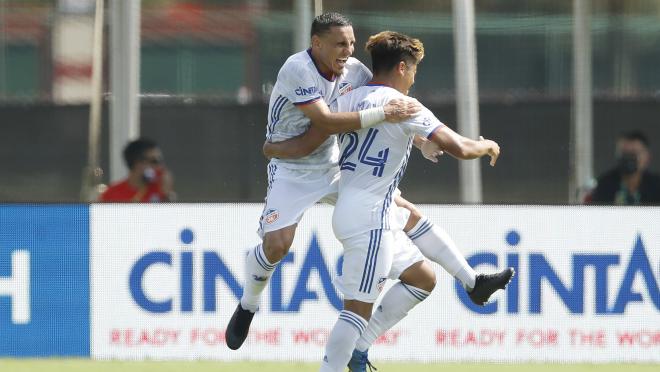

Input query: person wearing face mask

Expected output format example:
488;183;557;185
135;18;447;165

99;138;175;202
589;131;660;205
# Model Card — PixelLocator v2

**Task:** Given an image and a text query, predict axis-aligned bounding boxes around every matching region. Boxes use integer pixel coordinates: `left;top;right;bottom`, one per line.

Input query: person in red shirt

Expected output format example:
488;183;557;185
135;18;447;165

99;138;175;202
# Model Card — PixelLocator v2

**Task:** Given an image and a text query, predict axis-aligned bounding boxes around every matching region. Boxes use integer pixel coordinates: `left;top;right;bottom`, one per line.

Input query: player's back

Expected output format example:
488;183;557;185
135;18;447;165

266;49;371;170
331;84;443;240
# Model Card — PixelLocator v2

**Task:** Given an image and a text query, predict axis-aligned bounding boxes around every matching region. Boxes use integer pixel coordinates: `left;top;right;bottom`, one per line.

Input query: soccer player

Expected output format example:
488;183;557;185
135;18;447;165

226;13;512;352
320;30;511;372
225;12;421;350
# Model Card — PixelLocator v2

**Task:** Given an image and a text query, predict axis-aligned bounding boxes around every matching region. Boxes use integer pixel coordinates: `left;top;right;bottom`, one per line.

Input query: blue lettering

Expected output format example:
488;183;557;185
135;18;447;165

505;230;521;313
506;253;519;313
203;252;243;312
270;253;295;312
295;86;318;96
180;251;193;312
529;253;583;313
612;235;660;313
129;252;172;313
573;254;619;314
285;234;342;312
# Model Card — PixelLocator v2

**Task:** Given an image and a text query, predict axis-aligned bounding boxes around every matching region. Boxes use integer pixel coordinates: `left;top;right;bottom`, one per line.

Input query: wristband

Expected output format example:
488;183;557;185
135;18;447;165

359;106;386;128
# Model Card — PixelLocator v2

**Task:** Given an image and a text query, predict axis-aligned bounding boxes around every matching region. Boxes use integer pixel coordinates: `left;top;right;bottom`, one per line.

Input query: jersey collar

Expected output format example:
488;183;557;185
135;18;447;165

307;48;336;82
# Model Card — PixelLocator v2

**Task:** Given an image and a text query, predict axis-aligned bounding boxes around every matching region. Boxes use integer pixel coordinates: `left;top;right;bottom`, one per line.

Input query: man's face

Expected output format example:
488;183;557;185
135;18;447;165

616;139;650;174
401;62;418;94
314;26;355;76
135;147;164;182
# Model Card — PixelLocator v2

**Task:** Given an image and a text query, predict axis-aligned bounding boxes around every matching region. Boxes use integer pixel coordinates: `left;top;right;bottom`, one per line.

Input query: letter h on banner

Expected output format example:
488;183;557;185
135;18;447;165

0;250;30;324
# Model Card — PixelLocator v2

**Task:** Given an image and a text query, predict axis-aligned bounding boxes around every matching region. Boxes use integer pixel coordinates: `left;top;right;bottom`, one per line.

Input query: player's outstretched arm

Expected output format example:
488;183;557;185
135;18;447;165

414;135;444;163
428;126;500;166
263;125;329;160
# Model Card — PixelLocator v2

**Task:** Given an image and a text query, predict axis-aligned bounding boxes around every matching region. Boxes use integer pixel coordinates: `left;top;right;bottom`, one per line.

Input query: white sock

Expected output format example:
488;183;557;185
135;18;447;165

355;282;430;352
240;244;278;312
408;218;476;289
320;310;367;372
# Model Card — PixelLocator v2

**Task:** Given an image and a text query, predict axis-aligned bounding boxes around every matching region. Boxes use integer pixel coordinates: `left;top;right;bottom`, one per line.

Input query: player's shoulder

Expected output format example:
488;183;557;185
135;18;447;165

345;57;368;70
278;50;314;77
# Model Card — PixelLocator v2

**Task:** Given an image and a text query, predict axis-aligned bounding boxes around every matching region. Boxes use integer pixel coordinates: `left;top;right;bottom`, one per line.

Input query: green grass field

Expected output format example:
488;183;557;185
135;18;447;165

0;361;657;372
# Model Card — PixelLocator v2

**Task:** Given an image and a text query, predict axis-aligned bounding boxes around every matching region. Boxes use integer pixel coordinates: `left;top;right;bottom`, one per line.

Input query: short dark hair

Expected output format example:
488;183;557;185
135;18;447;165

123;137;158;169
365;31;425;75
311;12;352;38
620;130;649;148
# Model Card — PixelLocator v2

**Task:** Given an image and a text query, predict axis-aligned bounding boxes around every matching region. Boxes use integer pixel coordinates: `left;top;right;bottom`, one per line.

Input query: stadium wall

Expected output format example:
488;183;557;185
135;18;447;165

1;100;660;203
1;204;658;362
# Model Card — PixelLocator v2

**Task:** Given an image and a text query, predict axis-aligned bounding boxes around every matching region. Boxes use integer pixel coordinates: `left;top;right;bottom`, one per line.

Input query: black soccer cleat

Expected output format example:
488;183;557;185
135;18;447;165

468;268;515;306
225;304;255;350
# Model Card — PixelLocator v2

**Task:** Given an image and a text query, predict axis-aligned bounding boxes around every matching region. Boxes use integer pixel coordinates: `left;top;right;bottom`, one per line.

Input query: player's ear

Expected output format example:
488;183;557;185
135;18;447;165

397;61;407;76
311;34;321;49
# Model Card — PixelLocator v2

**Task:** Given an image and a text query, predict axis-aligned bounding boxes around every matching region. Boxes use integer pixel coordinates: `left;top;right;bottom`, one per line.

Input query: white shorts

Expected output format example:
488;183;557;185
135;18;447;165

257;163;340;238
334;229;425;303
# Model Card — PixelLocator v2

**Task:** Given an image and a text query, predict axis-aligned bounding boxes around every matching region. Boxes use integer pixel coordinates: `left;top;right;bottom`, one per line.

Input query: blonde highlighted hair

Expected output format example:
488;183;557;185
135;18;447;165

365;31;424;74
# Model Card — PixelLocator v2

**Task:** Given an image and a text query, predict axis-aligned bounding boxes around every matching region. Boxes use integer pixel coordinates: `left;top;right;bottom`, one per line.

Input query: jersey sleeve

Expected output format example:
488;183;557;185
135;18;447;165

403;107;445;138
277;62;322;105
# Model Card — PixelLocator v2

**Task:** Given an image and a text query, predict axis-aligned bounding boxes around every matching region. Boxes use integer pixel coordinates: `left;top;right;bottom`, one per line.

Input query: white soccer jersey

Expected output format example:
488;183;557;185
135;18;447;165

331;84;444;240
266;49;372;169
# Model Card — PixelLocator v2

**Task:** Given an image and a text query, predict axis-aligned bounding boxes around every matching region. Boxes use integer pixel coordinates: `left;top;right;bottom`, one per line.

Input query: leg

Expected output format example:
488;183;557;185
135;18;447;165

326;230;393;372
227;165;335;350
354;260;435;356
395;195;515;305
395;195;477;290
321;300;373;372
226;225;297;350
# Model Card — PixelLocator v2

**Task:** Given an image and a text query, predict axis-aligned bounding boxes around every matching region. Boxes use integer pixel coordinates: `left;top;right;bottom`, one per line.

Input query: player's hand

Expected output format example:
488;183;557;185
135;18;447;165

479;136;500;166
420;138;444;163
384;97;422;122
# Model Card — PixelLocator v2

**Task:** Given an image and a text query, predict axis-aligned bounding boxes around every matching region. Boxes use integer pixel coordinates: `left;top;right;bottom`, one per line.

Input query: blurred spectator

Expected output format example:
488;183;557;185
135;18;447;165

99;138;175;202
588;131;660;205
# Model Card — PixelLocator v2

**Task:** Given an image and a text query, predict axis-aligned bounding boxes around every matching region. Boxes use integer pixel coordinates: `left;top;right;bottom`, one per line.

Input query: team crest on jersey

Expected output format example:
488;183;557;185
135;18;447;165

264;208;279;224
422;117;433;127
377;277;388;292
339;82;353;96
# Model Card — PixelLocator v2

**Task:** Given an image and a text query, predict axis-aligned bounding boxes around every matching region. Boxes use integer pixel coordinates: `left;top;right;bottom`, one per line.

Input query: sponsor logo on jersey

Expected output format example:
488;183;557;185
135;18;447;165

295;86;319;96
339;82;353;95
264;208;280;224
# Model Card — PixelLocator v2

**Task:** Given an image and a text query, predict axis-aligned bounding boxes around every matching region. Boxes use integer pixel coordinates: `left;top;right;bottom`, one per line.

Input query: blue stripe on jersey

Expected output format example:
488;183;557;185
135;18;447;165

267;95;287;137
380;137;413;229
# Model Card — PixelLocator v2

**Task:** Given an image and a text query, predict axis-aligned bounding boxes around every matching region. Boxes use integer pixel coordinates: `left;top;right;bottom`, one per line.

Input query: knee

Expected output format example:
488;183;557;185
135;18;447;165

400;262;436;293
263;231;293;262
420;271;437;293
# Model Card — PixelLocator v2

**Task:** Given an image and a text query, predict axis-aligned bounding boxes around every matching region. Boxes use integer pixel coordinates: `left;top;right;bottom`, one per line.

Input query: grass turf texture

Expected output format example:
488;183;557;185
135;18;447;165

0;361;657;372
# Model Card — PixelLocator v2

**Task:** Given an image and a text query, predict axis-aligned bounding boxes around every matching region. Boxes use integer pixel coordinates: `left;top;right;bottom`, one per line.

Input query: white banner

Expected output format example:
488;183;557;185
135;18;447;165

90;204;660;362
